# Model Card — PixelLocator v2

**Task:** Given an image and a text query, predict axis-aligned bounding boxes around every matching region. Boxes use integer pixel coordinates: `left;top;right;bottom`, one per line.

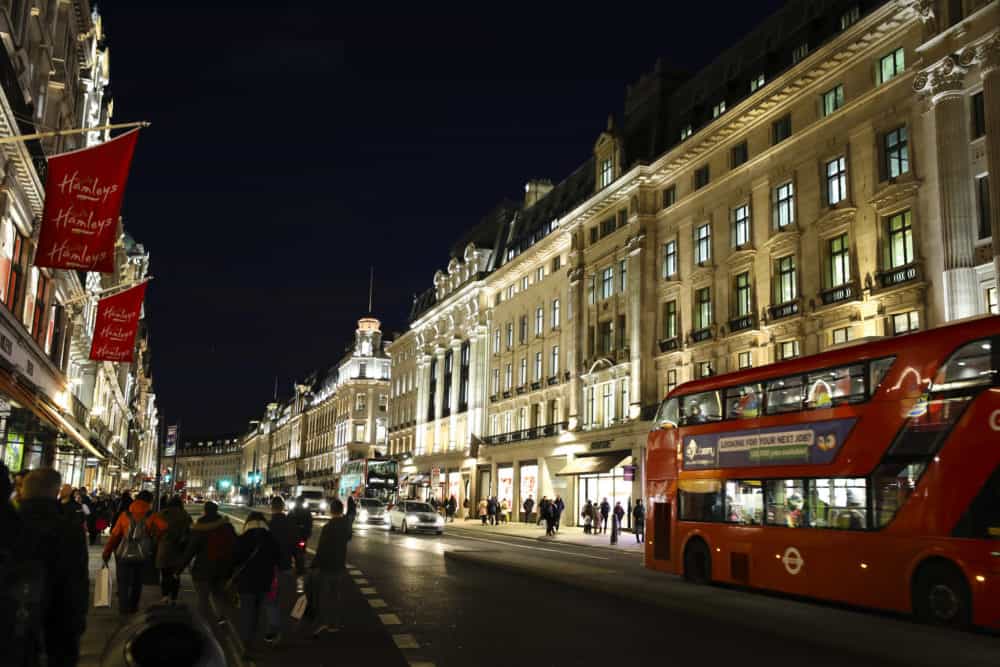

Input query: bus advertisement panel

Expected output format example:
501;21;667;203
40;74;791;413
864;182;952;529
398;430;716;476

644;316;1000;630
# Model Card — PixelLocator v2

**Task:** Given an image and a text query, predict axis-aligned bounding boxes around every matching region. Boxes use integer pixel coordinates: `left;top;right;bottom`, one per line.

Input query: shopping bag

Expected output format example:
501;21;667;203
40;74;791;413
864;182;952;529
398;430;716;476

94;565;112;608
290;594;308;620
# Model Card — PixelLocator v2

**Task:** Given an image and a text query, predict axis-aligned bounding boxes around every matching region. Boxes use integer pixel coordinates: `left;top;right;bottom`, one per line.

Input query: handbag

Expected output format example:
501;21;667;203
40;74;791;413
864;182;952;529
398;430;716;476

94;564;112;608
290;594;308;620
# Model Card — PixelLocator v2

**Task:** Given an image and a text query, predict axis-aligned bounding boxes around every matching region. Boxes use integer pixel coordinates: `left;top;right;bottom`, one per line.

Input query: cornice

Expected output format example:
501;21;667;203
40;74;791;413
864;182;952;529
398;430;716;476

869;178;921;214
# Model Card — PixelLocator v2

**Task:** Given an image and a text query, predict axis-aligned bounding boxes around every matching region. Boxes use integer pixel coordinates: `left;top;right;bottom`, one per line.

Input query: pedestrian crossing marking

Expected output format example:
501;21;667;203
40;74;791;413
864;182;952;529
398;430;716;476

354;578;369;585
368;598;387;608
379;613;401;625
361;587;377;595
393;634;420;649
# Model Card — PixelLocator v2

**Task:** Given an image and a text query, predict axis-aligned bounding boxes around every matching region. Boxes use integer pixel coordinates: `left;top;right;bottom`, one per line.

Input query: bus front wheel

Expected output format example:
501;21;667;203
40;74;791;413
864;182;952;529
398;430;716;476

683;538;712;585
912;560;971;629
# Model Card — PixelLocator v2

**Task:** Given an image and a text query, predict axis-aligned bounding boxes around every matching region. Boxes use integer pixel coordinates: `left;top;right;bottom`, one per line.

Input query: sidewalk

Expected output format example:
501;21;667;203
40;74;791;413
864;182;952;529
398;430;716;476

447;517;643;553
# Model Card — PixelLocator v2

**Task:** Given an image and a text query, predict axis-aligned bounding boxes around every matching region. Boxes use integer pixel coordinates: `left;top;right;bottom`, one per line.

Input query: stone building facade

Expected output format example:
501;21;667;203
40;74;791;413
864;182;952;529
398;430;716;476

174;434;242;498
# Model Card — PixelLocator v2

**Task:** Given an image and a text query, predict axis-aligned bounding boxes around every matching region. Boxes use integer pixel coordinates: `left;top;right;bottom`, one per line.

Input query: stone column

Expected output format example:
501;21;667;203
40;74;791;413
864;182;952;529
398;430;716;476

414;354;429;456
449;339;462;451
466;327;486;447
626;237;644;421
926;56;978;320
433;347;445;454
979;37;1000;283
567;265;585;429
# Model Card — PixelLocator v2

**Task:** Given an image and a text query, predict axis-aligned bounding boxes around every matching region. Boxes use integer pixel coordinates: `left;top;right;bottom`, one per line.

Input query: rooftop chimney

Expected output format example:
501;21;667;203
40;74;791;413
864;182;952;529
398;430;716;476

524;179;554;208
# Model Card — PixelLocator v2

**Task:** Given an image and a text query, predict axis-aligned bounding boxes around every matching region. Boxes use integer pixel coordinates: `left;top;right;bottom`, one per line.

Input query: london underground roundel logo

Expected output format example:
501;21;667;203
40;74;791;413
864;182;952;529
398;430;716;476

991;410;1000;432
782;546;804;575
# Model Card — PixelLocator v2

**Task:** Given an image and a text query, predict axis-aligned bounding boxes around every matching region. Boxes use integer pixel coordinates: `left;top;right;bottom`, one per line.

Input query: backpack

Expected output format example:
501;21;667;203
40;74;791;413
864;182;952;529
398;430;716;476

117;512;153;563
0;513;47;666
206;522;235;562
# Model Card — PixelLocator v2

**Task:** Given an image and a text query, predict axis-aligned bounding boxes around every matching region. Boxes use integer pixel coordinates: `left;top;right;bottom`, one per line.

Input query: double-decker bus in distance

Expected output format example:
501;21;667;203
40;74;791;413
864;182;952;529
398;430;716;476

338;458;399;504
645;316;1000;629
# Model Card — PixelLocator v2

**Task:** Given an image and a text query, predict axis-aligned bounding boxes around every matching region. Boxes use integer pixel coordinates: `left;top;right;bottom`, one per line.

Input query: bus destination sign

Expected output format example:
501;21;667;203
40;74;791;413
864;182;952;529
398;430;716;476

682;418;857;470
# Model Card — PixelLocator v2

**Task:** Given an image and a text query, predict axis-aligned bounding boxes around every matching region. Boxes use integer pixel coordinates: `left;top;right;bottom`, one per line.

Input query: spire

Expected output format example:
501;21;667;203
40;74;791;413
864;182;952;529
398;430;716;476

368;265;375;314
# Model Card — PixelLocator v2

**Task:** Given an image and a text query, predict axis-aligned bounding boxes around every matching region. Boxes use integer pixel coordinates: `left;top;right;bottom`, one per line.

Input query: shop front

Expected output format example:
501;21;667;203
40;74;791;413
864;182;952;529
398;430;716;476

561;450;636;531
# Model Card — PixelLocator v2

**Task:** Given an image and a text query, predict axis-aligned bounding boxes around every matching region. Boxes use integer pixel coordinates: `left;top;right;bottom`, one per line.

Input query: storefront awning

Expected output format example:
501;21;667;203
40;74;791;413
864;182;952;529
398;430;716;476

556;452;630;476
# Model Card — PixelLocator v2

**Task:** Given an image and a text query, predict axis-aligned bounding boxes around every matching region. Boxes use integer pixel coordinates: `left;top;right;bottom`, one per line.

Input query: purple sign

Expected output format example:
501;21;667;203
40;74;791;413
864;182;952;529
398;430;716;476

682;418;857;470
623;465;636;482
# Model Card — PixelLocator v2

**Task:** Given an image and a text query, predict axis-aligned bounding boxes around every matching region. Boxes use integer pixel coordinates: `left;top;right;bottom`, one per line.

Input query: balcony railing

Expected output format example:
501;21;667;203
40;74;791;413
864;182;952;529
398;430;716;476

490;394;499;403
658;337;679;353
689;328;713;344
820;281;859;306
516;385;527;395
530;381;541;390
877;262;920;289
547;376;560;386
70;393;89;426
728;314;756;333
483;421;568;446
502;390;512;399
768;300;799;321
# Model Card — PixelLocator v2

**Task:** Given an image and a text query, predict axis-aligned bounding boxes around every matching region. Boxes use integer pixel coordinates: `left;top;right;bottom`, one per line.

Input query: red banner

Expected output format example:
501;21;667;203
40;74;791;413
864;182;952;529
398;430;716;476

89;282;147;362
35;130;139;273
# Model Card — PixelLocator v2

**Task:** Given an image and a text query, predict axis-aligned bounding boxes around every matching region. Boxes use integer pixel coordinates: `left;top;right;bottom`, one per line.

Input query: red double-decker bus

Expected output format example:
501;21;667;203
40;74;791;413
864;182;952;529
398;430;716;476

644;316;1000;629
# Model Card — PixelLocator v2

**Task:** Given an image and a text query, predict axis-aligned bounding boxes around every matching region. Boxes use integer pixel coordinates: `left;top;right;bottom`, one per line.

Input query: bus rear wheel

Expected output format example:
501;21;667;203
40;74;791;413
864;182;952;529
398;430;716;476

913;561;971;629
683;538;712;585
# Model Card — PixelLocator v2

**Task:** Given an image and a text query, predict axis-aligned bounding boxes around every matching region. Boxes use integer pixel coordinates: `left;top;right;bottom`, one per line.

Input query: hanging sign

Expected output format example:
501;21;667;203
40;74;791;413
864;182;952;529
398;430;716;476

89;282;147;362
34;130;140;272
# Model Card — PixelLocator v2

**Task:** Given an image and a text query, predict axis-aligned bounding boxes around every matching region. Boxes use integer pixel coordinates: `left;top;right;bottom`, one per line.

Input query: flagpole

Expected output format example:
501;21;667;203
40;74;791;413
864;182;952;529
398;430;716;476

61;276;153;307
0;120;150;145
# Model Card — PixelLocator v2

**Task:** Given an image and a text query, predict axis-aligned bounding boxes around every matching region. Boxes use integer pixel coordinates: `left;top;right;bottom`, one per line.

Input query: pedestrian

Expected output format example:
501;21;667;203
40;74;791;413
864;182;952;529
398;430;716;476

500;498;510;524
154;495;192;605
553;496;565;532
462;497;469;520
543;497;554;536
310;498;352;637
600;497;611;534
633;499;645;544
592;500;602;534
233;511;280;659
181;501;237;626
288;496;313;571
537;496;547;526
346;494;357;525
10;469;28;509
8;467;88;667
486;496;496;525
113;490;133;527
267;496;297;643
612;501;625;545
80;486;99;545
522;494;534;523
582;501;593;534
478;497;488;525
446;494;457;523
59;484;87;536
103;489;158;616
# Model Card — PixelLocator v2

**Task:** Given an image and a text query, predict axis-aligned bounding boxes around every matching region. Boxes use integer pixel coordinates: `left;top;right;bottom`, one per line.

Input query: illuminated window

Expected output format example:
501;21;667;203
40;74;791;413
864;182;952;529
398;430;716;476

734;272;752;317
601;266;614;300
732;204;751;247
884;126;909;179
535;307;544;336
892;311;919;335
680;124;693;140
695;287;712;329
551;299;560;328
600;157;614;187
822;85;844;117
829;234;851;287
619;259;627;293
534;352;542;381
663;300;677;339
505;363;512;390
738;351;752;369
826;156;848;205
663;240;678;278
832;327;851;345
666;369;678;393
886;210;913;268
750;73;765;92
775;255;797;304
987;286;998;314
550;345;560;376
712;101;726;118
695;224;711;264
779;340;800;360
519;357;527;386
879;47;905;84
773;181;795;228
521;275;529;291
697;361;713;378
491;368;499;394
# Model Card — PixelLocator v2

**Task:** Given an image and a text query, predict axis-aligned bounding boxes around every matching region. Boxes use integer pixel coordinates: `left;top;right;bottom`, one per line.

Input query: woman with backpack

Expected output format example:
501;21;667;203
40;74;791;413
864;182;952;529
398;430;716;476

154;496;192;605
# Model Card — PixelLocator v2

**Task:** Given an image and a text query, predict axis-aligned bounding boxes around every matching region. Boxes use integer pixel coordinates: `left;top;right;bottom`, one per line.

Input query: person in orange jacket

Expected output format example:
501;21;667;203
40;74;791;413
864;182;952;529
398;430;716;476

102;490;166;615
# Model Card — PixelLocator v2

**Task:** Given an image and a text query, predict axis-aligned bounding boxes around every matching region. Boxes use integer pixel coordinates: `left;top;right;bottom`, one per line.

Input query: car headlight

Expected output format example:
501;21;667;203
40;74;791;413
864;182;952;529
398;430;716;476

382;514;390;524
358;509;369;522
319;501;328;510
435;515;444;526
406;514;419;523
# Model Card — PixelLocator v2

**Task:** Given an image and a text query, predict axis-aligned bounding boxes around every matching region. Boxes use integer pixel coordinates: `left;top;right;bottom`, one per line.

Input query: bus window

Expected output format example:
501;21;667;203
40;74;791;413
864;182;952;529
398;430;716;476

724;384;761;420
809;478;867;530
873;462;925;528
680;391;722;425
765;479;806;528
805;364;865;409
868;356;896;395
765;375;805;414
932;338;997;391
953;464;1000;539
724;480;762;525
678;479;723;522
653;398;679;429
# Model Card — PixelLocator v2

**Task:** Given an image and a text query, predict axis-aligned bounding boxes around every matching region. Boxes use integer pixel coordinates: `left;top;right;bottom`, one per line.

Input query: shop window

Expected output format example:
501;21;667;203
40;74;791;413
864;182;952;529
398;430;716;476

765;479;807;528
810;478;868;530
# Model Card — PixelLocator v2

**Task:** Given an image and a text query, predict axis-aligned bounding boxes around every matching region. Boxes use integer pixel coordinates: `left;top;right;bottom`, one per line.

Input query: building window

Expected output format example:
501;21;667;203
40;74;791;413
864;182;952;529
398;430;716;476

491;368;499;394
773;181;795;229
779;340;800;360
732;204;751;247
734;272;752;317
696;361;713;378
616;314;627;351
534;352;542;381
792;43;808;64
506;285;515;300
892;311;919;335
551;298;560;328
505;363;512;390
535;307;544;336
712;101;726;118
986;287;998;315
551;345;560;376
840;5;860;30
680;124;693;141
601;266;614;300
521;275;529;291
887;210;913;268
551;255;562;272
695;287;712;330
355;423;366;442
5;232;27;315
600;157;614;188
600;217;616;237
663;300;678;339
775;255;797;304
822;85;844;117
829;233;851;287
972;91;985;139
879;47;905;84
826;156;848;205
884;126;909;179
599;321;613;355
731;141;748;168
772;114;792;145
694;164;710;190
738;351;752;369
695;224;711;264
535;266;545;283
619;259;627;293
750;73;765;92
588;275;596;305
978;176;991;240
519;316;528;344
519;357;527;386
589;227;599;245
832;327;851;345
493;328;501;354
662;185;676;209
663;240;678;278
666;369;678;393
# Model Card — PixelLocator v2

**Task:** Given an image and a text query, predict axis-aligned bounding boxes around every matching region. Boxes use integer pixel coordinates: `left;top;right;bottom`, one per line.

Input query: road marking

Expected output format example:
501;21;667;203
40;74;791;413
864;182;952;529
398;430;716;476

408;662;435;667
354;578;369;585
445;533;608;560
368;598;387;608
361;586;377;595
393;634;420;649
378;613;401;625
348;569;363;576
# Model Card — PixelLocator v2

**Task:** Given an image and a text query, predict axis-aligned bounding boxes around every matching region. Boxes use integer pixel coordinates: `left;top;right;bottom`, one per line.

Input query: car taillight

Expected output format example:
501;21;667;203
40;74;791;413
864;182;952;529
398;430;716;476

297;540;306;549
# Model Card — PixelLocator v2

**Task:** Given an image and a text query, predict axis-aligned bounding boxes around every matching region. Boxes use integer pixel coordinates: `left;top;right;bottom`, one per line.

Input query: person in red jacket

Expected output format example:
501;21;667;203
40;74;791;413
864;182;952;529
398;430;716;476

102;490;165;615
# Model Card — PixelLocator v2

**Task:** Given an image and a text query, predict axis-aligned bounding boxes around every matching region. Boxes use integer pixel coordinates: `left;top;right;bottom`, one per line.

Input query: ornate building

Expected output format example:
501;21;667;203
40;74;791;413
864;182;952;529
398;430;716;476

174;434;242;498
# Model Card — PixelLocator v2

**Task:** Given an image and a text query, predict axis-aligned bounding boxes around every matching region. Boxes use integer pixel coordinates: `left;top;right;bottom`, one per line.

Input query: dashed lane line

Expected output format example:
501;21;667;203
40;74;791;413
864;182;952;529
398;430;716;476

361;587;378;595
443;533;608;560
368;598;388;608
392;634;420;649
408;662;436;667
378;613;401;625
354;578;369;585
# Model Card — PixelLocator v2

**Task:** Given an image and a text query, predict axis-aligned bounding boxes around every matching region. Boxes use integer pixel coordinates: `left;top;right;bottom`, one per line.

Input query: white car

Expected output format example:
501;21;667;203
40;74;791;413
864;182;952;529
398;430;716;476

388;500;444;535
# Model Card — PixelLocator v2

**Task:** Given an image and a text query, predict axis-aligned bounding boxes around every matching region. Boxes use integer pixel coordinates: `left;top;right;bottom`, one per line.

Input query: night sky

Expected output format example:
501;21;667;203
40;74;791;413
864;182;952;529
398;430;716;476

99;1;786;434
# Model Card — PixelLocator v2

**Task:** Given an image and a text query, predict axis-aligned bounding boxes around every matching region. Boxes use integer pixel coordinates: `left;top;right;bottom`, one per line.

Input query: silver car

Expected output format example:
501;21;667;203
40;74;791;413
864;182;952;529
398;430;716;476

388;500;445;535
356;498;389;527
